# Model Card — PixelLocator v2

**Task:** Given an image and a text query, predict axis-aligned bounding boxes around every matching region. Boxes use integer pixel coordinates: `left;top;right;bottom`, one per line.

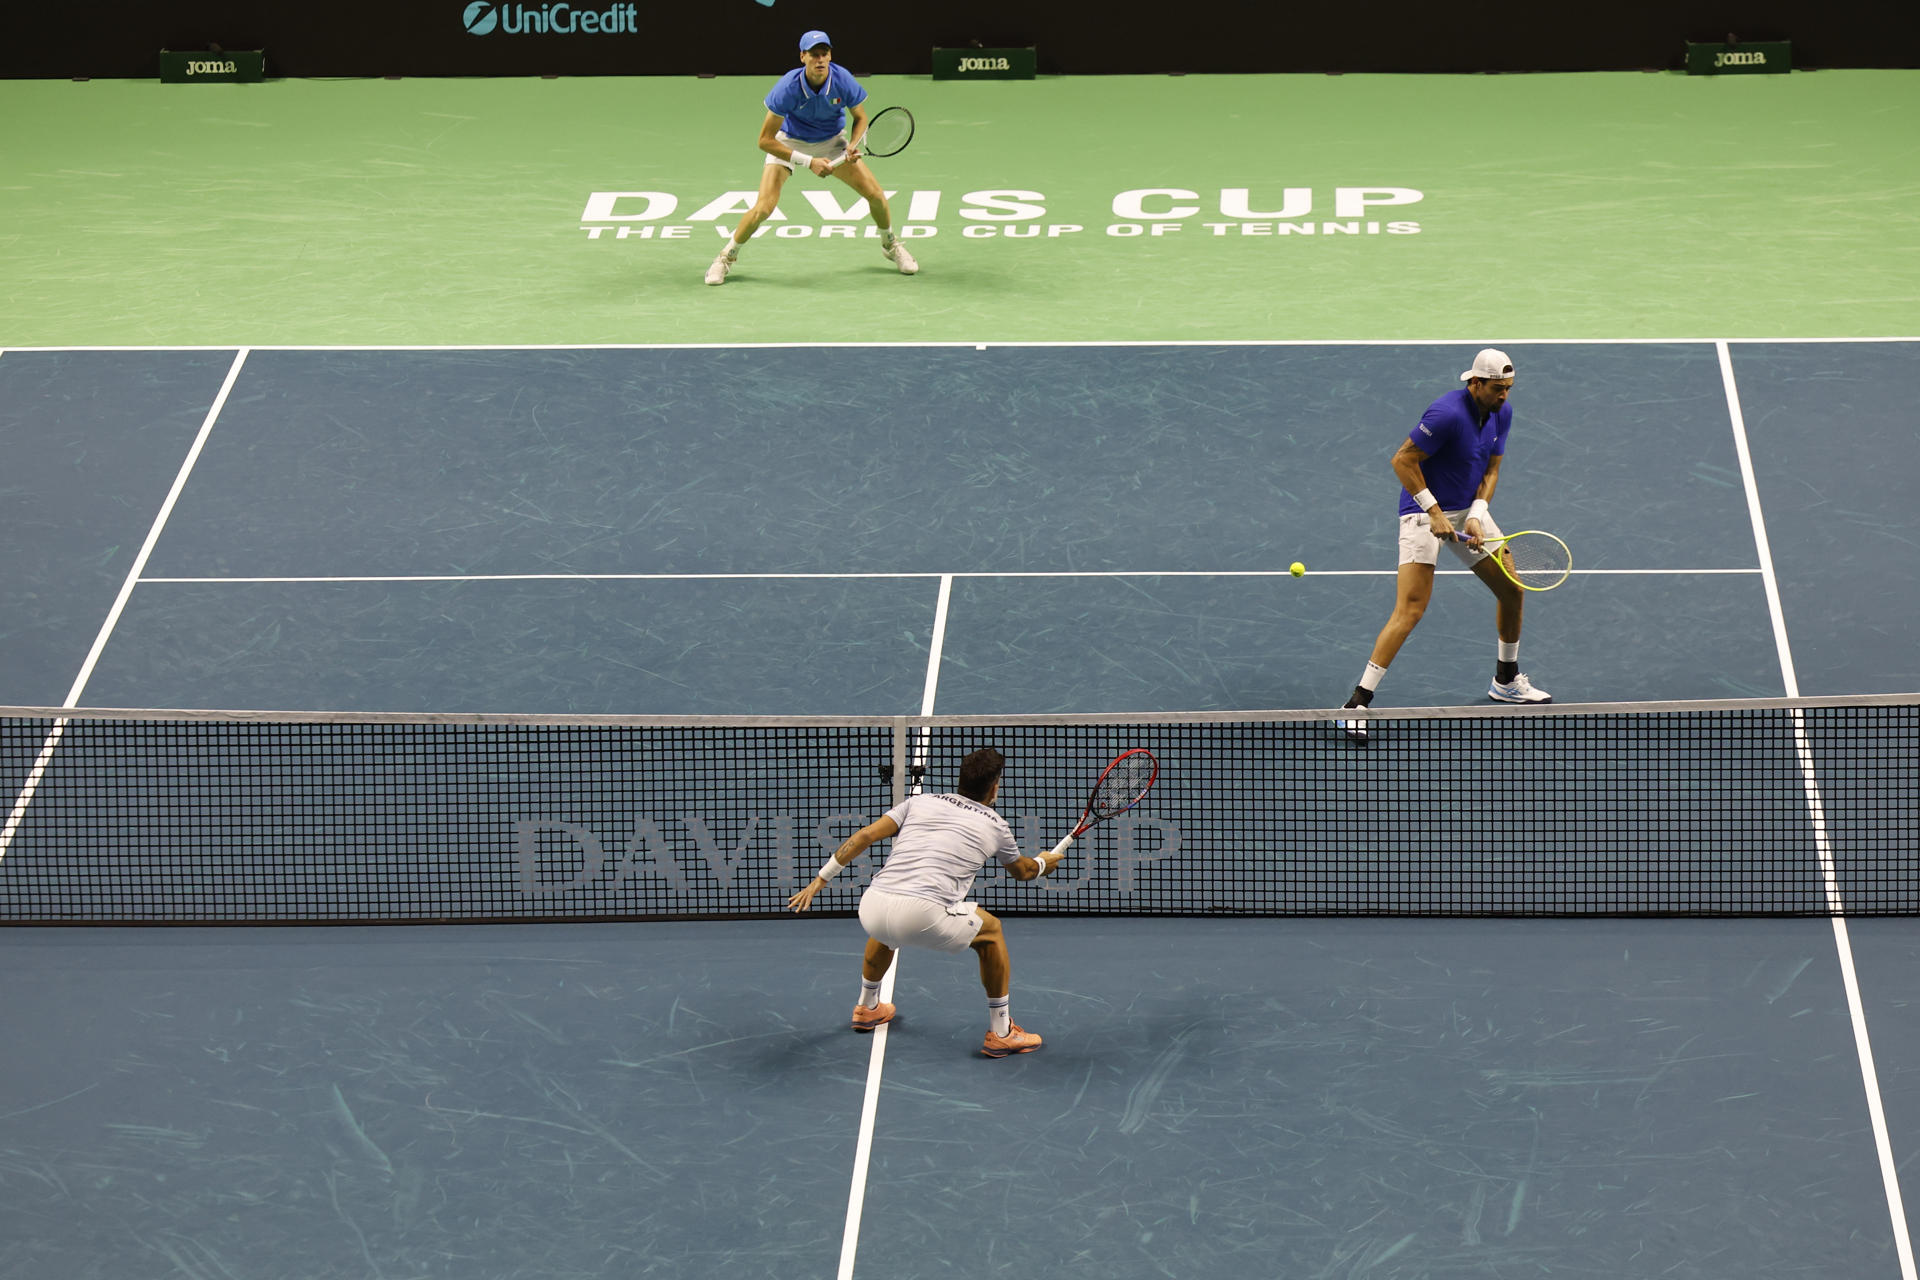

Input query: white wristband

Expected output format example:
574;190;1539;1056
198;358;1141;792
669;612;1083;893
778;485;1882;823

816;857;844;883
1469;498;1490;522
791;150;812;169
1033;852;1051;877
1413;488;1438;513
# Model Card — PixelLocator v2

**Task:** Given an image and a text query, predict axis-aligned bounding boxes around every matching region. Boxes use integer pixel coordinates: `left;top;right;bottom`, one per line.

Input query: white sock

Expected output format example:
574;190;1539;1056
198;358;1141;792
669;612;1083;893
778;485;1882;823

987;995;1011;1036
1497;641;1519;663
858;978;883;1009
722;239;741;259
1358;661;1387;692
881;228;898;248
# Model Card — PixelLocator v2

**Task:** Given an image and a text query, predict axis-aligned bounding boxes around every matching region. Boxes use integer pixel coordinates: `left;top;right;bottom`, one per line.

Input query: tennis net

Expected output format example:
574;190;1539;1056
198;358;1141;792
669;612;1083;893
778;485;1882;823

2;695;1914;923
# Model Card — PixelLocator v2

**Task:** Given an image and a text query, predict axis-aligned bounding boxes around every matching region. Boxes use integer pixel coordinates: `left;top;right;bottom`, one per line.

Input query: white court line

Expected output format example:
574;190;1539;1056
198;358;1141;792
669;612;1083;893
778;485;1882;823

838;967;896;1280
0;349;251;865
1720;339;1916;1280
837;576;951;1280
136;568;1759;585
0;723;69;865
920;575;954;719
1;337;1915;354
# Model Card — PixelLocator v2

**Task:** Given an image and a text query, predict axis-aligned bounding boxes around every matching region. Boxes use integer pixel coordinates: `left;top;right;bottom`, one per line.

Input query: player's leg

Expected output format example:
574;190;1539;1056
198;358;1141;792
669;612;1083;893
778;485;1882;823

970;910;1041;1057
1472;554;1524;646
970;908;1010;999
1473;557;1551;702
706;161;791;285
1337;514;1444;743
833;158;918;275
850;935;897;1030
1368;561;1438;672
851;892;906;1031
862;936;895;982
1344;516;1442;703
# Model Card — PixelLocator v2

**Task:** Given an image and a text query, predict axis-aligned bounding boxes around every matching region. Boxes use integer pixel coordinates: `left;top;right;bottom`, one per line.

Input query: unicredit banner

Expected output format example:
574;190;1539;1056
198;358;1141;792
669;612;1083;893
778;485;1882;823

0;0;1905;78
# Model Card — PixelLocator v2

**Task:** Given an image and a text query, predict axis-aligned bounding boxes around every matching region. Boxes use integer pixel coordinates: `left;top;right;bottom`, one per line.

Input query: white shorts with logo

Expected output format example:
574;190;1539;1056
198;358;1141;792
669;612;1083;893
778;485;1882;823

769;130;848;172
1398;510;1505;567
859;888;984;955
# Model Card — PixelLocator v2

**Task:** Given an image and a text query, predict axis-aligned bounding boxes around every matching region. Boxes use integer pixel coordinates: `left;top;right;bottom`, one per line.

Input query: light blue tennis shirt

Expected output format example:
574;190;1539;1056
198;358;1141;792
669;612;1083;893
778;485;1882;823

764;63;867;143
869;793;1022;907
1397;388;1514;515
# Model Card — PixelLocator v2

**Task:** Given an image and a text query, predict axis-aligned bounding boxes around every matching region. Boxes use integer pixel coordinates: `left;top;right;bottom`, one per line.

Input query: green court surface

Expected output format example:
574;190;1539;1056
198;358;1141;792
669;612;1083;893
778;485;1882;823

2;70;1915;347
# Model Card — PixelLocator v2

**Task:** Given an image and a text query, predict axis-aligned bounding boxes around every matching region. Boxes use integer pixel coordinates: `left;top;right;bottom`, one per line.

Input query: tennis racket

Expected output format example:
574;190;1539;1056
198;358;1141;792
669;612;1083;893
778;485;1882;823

1451;529;1572;591
1048;748;1159;858
829;106;915;170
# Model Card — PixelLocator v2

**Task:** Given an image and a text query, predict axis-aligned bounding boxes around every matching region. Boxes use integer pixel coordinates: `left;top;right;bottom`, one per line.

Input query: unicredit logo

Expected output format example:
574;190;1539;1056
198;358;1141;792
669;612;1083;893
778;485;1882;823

464;2;639;35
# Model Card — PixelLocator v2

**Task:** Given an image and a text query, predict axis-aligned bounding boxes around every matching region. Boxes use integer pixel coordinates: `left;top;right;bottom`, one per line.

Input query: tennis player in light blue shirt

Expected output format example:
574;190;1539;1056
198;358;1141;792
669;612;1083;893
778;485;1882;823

705;30;919;285
1338;349;1552;741
763;58;868;145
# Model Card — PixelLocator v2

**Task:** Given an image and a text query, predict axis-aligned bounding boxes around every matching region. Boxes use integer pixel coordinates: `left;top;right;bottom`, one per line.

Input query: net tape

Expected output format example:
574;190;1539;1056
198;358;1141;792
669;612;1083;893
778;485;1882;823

2;695;1914;923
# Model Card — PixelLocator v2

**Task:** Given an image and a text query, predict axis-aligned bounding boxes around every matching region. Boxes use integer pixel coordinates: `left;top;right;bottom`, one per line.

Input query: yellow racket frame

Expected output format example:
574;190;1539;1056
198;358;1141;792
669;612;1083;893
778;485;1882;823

1457;529;1572;592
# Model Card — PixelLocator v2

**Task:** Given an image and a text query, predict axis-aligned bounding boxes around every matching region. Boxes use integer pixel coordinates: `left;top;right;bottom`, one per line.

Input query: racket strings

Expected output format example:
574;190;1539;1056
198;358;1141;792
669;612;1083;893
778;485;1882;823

863;109;913;156
1091;755;1155;818
1505;534;1572;587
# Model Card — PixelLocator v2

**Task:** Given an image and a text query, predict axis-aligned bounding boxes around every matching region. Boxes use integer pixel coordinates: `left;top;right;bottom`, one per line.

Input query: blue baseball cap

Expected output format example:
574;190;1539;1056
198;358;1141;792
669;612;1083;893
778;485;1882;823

799;30;832;51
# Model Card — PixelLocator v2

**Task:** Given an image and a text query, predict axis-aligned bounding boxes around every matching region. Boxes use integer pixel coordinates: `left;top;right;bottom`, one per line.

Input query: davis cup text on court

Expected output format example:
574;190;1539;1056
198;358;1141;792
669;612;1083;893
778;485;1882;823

581;187;1425;224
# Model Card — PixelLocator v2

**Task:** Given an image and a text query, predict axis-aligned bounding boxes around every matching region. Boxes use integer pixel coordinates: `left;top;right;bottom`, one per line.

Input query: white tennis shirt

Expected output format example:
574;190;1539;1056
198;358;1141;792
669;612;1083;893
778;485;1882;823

868;792;1022;907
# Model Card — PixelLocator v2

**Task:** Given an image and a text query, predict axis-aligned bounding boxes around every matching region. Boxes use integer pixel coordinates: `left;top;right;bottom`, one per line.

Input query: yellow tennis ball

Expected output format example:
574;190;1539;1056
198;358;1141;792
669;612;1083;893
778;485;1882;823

1290;562;1306;577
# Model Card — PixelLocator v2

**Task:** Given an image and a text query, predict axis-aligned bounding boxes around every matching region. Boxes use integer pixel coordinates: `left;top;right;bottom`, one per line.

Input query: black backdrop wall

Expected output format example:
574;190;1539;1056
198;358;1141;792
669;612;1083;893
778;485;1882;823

3;0;1915;79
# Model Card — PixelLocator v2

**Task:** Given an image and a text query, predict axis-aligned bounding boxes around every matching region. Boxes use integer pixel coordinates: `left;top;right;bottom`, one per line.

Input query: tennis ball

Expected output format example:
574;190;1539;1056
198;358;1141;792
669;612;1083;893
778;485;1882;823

1290;562;1306;577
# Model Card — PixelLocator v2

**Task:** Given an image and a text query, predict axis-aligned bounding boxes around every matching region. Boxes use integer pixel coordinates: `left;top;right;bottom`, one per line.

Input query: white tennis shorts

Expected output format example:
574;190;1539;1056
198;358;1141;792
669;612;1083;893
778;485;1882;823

769;130;847;172
859;889;984;954
1398;510;1504;567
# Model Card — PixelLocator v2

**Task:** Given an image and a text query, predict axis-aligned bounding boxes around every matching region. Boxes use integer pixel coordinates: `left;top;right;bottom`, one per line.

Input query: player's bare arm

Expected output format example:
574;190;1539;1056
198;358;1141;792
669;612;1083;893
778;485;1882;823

1466;455;1503;541
1013;849;1056;882
844;104;869;160
757;110;819;173
1391;439;1458;540
787;815;899;912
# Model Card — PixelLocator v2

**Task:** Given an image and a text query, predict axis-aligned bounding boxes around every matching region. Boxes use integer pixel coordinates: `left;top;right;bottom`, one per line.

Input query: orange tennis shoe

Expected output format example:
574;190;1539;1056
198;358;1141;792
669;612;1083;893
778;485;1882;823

981;1022;1042;1057
851;1002;896;1032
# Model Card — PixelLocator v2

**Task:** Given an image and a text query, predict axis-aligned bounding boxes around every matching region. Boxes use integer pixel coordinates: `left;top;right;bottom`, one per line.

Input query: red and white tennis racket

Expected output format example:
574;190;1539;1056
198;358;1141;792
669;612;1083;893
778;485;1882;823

1049;748;1159;858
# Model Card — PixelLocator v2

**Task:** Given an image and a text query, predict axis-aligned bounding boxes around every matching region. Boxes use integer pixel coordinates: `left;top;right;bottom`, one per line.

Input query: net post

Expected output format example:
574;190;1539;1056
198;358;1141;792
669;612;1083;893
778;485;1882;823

889;717;908;808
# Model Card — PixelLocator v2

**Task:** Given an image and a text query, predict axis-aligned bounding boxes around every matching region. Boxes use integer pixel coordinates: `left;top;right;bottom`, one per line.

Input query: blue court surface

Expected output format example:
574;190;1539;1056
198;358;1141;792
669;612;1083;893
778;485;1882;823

2;338;1918;1277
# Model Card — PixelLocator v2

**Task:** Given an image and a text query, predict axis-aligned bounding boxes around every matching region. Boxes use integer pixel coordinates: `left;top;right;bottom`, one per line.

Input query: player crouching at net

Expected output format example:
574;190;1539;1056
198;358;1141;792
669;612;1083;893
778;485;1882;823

786;747;1054;1058
705;30;918;286
1338;349;1551;744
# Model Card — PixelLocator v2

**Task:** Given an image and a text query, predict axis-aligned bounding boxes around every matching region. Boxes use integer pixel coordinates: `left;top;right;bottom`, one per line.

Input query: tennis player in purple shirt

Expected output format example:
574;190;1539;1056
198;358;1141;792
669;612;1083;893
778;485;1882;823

705;30;918;285
1338;349;1551;742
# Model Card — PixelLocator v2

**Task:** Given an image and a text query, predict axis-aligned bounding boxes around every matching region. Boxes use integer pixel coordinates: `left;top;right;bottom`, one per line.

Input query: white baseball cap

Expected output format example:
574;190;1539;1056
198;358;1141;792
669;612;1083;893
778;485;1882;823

1459;349;1516;382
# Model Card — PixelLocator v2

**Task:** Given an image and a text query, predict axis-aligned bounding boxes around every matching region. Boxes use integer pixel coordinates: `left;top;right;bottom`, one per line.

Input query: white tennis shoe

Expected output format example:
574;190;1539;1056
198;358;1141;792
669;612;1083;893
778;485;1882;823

883;238;918;275
1489;673;1552;704
704;249;736;286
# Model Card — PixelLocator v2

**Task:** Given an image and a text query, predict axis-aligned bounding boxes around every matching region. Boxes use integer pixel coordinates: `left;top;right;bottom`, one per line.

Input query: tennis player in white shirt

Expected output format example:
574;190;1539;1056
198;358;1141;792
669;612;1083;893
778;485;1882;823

787;747;1058;1057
